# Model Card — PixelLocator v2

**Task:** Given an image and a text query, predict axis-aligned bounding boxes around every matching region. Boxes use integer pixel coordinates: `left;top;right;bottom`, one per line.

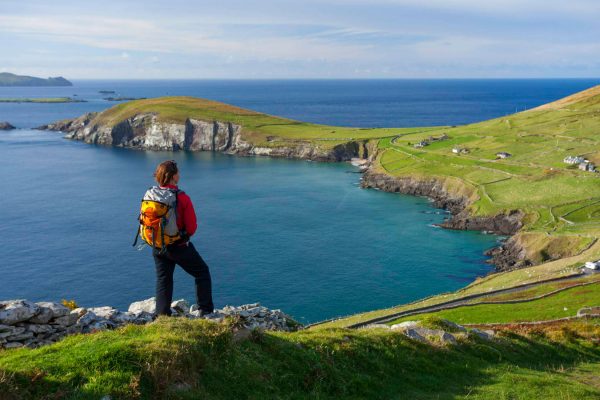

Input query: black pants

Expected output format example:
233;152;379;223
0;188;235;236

153;242;214;316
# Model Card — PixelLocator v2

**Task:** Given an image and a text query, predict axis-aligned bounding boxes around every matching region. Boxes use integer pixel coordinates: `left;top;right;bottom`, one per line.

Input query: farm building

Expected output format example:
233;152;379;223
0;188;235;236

414;141;429;148
584;261;599;270
564;155;585;164
496;152;512;159
452;147;469;154
578;162;596;172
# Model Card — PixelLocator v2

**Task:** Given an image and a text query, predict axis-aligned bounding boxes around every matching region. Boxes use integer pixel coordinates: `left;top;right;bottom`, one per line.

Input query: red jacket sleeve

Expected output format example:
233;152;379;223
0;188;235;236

177;192;197;237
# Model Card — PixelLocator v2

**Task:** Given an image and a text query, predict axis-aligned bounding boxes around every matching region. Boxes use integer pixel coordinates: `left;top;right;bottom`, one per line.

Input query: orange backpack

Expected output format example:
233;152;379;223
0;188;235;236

133;187;181;251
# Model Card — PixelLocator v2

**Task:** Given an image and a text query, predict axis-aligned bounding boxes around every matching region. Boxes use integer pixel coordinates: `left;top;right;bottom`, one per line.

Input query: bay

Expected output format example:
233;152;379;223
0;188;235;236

3;79;596;323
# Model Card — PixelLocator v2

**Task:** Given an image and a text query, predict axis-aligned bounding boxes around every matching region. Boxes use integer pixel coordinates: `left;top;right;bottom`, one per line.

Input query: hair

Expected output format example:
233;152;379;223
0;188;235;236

154;160;179;186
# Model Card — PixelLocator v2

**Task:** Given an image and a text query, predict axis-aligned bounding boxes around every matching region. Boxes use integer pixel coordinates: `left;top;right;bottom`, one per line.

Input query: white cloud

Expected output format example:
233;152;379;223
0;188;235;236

0;0;598;78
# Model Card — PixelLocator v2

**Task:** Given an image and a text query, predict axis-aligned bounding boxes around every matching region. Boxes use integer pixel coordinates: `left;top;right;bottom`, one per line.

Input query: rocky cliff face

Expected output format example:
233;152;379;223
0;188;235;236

360;171;525;272
40;113;364;161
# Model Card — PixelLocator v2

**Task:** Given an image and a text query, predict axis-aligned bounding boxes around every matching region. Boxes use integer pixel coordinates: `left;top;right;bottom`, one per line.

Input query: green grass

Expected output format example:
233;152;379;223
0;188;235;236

0;97;82;103
1;318;599;399
386;282;600;326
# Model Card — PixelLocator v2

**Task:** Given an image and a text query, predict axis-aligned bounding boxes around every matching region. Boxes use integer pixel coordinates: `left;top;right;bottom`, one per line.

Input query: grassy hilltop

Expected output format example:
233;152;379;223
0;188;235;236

374;84;600;262
89;96;437;150
2;85;600;399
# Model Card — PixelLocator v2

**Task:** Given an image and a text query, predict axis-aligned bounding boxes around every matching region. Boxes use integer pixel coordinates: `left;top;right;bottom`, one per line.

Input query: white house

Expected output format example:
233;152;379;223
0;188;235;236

579;162;596;172
496;152;512;159
584;261;599;270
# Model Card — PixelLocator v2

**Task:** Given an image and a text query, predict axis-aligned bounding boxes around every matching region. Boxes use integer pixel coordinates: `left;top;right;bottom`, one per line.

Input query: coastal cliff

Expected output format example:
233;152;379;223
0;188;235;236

360;171;525;271
39;111;370;162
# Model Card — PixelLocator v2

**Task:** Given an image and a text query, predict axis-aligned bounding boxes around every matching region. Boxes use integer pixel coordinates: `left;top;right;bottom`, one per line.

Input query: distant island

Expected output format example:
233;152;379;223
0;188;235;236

104;96;146;101
0;72;72;87
0;97;85;103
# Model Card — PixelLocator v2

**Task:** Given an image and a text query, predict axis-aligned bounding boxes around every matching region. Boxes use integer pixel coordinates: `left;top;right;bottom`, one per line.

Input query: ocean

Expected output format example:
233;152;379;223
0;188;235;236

1;79;597;323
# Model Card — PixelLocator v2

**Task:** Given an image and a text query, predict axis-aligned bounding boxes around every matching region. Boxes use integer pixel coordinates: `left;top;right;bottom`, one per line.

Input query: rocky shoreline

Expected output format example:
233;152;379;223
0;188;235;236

360;171;525;272
38;112;369;162
0;298;299;350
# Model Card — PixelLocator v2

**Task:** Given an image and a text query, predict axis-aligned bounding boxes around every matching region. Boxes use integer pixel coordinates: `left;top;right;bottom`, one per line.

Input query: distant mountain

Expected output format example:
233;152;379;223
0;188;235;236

0;72;72;87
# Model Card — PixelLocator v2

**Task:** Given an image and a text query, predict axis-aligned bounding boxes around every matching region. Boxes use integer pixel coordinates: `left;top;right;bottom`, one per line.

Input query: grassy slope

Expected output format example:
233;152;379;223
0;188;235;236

375;84;600;251
1;318;599;399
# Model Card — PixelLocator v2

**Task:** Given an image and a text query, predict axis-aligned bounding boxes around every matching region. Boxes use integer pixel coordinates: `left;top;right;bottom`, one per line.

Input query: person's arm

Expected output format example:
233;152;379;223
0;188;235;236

180;192;198;237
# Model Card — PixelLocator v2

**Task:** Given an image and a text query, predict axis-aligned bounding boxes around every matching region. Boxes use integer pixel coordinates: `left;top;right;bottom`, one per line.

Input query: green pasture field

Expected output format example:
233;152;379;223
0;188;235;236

386;282;600;325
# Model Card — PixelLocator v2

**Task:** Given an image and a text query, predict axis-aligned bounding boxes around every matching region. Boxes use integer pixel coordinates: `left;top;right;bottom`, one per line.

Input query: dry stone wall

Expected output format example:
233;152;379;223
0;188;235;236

0;298;299;350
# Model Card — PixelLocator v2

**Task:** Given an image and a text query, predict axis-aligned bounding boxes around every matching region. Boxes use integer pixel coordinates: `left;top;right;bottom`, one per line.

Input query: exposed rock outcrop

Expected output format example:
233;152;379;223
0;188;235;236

39;113;365;161
0;121;15;130
484;235;530;271
360;171;524;271
0;298;299;350
364;318;495;345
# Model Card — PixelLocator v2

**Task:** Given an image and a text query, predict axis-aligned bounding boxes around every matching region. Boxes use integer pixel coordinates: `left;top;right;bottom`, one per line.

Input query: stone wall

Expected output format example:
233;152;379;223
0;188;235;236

0;298;299;350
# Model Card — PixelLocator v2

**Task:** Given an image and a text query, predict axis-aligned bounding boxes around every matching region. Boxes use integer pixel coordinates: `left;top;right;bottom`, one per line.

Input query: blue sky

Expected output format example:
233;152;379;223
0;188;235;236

1;0;599;79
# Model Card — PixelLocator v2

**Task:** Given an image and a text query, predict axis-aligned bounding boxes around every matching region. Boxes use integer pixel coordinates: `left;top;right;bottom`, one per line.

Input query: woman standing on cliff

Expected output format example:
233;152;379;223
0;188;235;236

138;160;214;316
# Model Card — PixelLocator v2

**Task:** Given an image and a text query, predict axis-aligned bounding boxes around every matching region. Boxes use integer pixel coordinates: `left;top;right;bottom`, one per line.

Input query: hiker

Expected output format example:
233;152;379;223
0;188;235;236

134;160;214;317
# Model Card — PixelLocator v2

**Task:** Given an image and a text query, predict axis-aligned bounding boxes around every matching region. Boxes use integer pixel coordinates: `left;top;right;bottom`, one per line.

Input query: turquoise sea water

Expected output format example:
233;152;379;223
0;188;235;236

1;79;597;323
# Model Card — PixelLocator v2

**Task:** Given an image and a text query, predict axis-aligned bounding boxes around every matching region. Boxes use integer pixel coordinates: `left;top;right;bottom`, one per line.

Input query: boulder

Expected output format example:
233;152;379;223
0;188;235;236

0;300;40;325
88;320;115;332
239;307;261;318
36;302;70;318
6;330;34;341
88;306;118;320
365;324;392;330
0;326;24;339
469;328;495;340
77;311;98;326
403;328;428;342
402;327;456;344
111;311;136;324
52;313;79;327
131;311;153;324
3;342;24;349
439;319;467;333
26;324;56;334
171;299;190;315
71;307;88;318
128;298;156;315
29;306;54;324
390;321;420;330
